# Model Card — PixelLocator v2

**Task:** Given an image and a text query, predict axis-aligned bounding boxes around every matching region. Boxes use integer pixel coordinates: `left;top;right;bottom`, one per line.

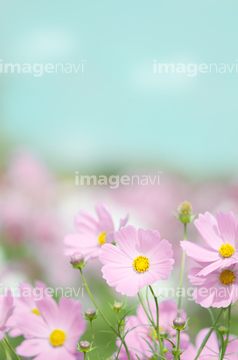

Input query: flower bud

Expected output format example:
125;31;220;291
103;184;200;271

177;201;194;224
172;348;182;356
84;309;97;320
218;326;227;335
159;328;168;338
70;253;85;269
113;302;123;312
78;340;91;352
173;317;186;330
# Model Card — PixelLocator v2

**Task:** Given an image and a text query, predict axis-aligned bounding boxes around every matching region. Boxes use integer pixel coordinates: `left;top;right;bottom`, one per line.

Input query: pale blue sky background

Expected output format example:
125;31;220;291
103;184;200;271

1;0;238;177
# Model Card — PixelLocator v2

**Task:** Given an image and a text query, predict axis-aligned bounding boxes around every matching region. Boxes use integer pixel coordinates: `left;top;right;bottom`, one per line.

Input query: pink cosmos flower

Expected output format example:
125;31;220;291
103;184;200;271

9;281;50;337
116;300;194;360
99;225;174;296
181;211;238;276
0;290;14;340
16;296;86;360
194;328;238;359
64;203;128;259
188;263;238;308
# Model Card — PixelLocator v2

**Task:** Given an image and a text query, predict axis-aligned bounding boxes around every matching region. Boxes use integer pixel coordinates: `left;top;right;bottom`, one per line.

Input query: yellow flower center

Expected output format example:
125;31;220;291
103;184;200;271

219;244;235;258
32;308;40;316
219;269;236;285
149;327;163;339
49;329;66;347
98;232;107;245
133;255;150;273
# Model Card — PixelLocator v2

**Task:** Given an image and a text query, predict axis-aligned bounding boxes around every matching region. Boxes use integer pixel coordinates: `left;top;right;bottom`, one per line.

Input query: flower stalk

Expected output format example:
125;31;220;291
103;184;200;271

194;308;223;360
177;223;187;317
79;268;131;360
149;286;165;359
3;338;21;360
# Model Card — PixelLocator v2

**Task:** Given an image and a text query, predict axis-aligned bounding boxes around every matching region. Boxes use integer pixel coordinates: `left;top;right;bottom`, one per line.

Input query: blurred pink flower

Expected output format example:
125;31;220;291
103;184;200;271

16;296;86;360
181;211;238;276
0;190;33;244
0;151;58;245
188;264;238;308
7;151;53;198
194;328;238;359
31;211;63;244
64;203;128;259
9;281;50;338
99;225;174;296
0;289;14;340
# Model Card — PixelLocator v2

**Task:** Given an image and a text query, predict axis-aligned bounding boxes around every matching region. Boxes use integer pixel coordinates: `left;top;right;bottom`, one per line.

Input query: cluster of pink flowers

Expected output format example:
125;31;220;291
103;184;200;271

182;211;238;308
116;300;193;360
1;191;238;359
63;203;238;359
116;300;238;360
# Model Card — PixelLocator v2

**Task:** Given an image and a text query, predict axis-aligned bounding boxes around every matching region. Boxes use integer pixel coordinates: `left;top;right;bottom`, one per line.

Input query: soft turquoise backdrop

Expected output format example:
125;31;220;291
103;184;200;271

1;0;237;176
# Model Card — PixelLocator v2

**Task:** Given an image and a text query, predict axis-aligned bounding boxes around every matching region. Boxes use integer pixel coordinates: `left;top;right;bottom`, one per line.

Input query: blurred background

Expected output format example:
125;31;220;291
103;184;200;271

1;0;238;358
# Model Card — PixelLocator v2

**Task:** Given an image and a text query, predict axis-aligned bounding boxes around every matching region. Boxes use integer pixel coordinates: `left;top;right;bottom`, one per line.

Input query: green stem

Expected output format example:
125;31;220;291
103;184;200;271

0;342;12;360
121;337;132;360
177;223;187;317
226;304;231;342
115;341;123;360
194;308;224;360
221;304;231;359
79;269;131;360
175;330;181;360
116;312;120;331
90;320;100;360
146;286;154;324
79;269;116;334
84;351;87;360
3;338;20;360
149;286;165;359
138;292;154;326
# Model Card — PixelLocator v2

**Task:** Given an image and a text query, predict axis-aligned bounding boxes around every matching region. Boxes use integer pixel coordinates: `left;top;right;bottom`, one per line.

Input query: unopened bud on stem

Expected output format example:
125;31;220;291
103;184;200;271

177;201;195;224
218;326;227;335
78;341;91;352
173;317;186;330
172;347;182;356
113;302;123;312
84;309;97;320
70;253;85;269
